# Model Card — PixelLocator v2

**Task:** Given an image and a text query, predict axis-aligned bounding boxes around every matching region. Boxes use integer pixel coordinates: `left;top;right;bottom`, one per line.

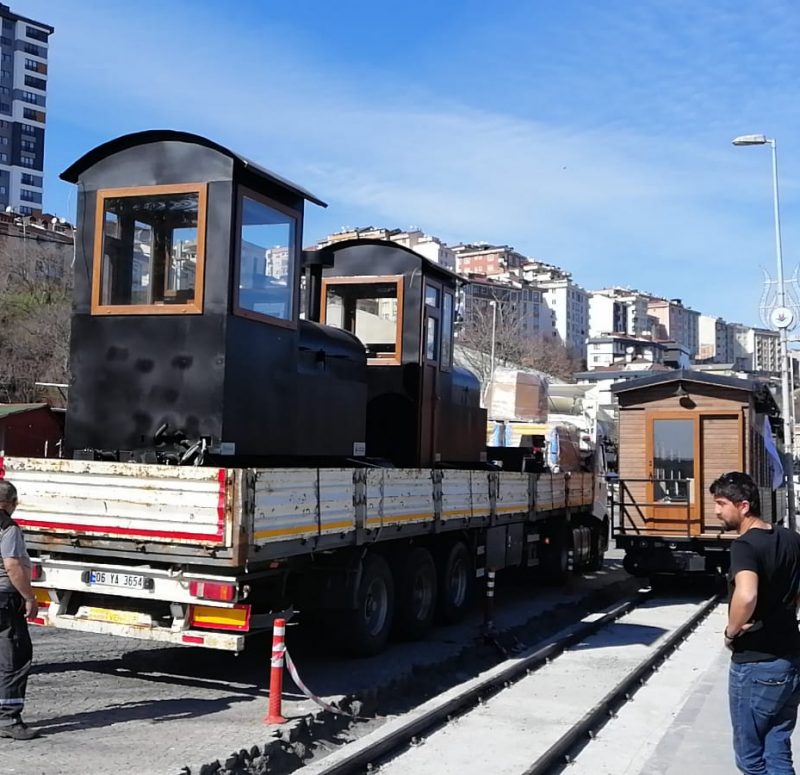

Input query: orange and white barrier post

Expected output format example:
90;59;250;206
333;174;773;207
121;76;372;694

265;617;287;724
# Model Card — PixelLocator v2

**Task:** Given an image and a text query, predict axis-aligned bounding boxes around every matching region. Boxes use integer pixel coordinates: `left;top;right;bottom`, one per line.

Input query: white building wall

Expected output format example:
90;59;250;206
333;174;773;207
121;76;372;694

588;294;615;338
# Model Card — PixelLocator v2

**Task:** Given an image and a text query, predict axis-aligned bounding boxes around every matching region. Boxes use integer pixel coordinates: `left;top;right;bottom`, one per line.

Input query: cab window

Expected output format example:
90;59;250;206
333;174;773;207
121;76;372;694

235;192;298;324
322;277;403;364
92;183;207;314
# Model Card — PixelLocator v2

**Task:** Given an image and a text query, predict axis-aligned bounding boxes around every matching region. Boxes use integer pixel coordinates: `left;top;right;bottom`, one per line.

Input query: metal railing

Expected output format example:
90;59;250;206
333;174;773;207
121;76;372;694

609;476;700;538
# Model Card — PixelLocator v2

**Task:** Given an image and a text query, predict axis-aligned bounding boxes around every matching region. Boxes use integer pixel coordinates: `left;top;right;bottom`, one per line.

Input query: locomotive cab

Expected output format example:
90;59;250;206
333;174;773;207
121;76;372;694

314;240;486;466
60;130;367;463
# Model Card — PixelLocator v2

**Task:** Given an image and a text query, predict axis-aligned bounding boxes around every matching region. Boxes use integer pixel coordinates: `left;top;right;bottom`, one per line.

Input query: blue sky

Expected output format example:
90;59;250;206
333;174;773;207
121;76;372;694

21;0;800;327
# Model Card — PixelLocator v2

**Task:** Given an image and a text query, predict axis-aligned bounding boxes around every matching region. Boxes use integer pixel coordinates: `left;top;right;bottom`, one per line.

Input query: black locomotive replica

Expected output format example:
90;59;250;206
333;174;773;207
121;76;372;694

61;130;486;468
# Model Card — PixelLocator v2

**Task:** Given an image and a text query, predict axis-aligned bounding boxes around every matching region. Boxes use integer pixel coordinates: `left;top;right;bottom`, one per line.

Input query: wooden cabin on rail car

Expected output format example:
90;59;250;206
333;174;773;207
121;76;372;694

612;369;785;576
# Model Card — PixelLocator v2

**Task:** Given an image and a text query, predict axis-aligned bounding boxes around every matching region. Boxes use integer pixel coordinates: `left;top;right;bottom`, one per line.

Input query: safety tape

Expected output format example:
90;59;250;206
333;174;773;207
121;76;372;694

284;649;353;718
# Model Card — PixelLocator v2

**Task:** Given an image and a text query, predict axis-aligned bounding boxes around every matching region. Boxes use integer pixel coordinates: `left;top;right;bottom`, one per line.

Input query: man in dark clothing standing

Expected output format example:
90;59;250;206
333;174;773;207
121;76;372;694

0;480;39;740
712;471;800;775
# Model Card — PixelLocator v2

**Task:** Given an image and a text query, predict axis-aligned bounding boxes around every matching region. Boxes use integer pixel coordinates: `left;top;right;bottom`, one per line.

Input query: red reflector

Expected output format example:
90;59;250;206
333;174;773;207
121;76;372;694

182;634;205;644
188;580;236;602
30;564;42;581
28;617;46;626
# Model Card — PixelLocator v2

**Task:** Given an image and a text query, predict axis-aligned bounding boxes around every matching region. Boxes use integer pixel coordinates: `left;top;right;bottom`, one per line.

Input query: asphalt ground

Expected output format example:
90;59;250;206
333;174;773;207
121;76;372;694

1;552;635;775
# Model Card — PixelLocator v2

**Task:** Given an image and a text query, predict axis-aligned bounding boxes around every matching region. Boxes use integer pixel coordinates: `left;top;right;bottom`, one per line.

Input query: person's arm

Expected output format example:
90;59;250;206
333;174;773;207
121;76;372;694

3;557;38;618
727;569;758;639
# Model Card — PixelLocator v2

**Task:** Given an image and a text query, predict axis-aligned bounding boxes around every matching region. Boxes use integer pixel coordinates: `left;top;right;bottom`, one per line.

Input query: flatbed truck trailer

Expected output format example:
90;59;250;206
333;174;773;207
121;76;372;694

3;456;608;654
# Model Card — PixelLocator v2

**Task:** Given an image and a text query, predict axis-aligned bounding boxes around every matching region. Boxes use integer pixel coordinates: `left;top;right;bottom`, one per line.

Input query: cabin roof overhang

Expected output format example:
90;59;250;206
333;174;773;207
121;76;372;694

60;129;328;208
610;368;780;414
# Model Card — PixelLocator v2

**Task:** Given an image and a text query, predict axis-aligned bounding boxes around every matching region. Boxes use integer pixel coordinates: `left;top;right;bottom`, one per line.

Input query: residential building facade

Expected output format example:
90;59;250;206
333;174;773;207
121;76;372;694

588;287;653;339
586;333;667;371
452;243;526;276
0;4;51;216
731;324;780;374
459;277;543;337
316;227;456;270
697;315;735;363
521;261;589;358
647;297;700;358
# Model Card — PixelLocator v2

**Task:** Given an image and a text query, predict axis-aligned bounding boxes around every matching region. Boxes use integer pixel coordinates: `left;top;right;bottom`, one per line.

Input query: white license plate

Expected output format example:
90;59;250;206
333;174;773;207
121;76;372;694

89;570;146;590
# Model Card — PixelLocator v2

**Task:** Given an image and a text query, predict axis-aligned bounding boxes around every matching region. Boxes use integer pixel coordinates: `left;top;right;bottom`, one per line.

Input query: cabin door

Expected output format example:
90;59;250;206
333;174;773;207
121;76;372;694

418;283;442;466
646;415;701;535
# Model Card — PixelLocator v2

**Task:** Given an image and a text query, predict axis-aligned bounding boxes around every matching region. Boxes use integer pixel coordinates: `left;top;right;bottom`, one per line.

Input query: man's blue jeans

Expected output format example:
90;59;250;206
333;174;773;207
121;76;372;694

729;657;800;774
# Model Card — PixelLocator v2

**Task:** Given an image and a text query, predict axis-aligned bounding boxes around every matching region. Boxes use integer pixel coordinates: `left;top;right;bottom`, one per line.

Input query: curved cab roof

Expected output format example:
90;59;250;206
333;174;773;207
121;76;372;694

60;129;327;208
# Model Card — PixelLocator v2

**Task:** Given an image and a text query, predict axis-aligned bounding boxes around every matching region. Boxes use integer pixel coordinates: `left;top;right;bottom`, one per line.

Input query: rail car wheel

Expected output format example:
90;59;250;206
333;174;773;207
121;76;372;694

437;540;474;624
345;553;395;657
393;547;437;640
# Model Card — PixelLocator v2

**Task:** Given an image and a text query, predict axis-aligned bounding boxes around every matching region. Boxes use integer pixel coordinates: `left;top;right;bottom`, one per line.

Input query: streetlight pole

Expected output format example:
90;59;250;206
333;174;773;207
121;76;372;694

488;299;497;408
733;134;796;529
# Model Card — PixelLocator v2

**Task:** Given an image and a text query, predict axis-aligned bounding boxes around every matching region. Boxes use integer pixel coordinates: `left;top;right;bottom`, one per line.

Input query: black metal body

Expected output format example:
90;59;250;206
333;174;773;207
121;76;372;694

61;131;368;462
318;239;486;466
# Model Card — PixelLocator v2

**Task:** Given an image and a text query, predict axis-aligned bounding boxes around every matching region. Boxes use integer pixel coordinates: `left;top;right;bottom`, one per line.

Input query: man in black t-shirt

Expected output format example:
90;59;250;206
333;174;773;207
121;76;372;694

712;471;800;775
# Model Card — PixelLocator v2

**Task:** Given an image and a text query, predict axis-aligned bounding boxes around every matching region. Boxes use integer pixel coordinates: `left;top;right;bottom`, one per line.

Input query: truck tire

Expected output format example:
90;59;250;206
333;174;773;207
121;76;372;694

344;553;394;657
393;547;437;640
437;540;474;624
541;524;570;585
586;527;604;572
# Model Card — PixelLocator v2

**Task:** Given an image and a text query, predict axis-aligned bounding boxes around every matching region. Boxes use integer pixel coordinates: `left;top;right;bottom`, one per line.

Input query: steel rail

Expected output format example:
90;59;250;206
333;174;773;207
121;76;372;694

305;592;649;775
523;592;721;775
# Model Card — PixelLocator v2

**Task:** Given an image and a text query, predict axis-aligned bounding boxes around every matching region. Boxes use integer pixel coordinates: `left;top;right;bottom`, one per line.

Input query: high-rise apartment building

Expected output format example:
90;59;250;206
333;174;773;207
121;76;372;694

0;4;52;216
520;261;589;358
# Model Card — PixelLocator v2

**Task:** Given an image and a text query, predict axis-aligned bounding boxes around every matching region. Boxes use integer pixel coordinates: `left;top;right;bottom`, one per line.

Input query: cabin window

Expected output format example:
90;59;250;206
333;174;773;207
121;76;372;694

92;184;207;315
441;291;454;370
235;193;297;324
424;282;441;364
425;316;439;362
321;276;403;364
652;418;695;503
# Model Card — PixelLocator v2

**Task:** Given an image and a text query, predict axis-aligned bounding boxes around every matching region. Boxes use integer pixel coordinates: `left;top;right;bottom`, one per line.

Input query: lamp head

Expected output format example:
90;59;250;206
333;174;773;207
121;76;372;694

732;134;768;146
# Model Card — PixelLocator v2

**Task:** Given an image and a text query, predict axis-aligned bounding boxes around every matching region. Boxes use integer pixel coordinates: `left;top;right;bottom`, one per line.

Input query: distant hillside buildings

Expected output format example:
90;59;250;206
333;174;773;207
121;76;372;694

315;227;781;380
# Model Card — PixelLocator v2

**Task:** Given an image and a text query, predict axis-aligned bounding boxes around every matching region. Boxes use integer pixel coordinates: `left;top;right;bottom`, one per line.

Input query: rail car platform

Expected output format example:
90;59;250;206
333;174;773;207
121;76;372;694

570;604;800;775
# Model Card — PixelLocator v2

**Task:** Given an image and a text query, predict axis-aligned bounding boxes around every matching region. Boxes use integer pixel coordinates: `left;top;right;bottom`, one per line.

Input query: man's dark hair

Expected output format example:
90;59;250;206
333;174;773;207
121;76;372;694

0;480;17;506
709;471;761;516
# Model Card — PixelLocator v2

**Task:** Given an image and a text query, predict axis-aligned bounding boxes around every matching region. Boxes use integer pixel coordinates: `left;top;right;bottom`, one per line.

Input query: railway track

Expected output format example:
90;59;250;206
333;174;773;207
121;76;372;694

301;591;721;775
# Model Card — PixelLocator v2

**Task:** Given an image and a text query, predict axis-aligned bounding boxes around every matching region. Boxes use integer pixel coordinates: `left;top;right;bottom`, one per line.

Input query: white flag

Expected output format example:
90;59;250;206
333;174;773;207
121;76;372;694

763;415;785;490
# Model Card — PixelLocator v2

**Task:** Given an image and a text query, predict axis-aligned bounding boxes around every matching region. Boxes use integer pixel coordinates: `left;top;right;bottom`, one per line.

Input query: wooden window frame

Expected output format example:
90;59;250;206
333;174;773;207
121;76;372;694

320;275;405;366
440;289;455;372
424;280;442;366
232;187;300;331
91;182;208;316
644;408;745;524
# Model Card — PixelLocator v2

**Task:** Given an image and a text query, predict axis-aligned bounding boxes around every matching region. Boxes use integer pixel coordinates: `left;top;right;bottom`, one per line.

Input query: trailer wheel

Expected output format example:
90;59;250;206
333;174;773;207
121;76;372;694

437;540;474;624
345;553;394;657
393;547;437;640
